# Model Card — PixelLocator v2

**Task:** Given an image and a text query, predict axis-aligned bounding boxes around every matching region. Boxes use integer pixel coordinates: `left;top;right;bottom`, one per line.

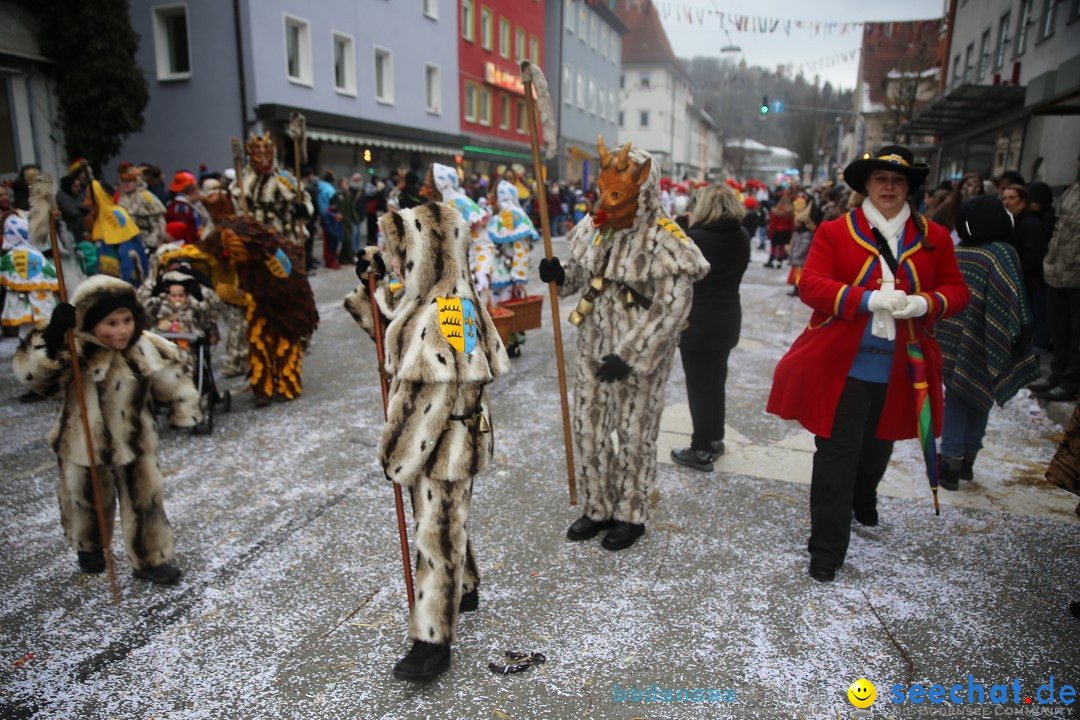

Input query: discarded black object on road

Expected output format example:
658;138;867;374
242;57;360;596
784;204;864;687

488;650;546;675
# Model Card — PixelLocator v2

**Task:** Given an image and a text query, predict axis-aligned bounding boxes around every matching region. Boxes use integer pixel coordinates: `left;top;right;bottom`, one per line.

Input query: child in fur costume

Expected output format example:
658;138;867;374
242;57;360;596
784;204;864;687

539;139;709;551
343;201;510;682
14;276;201;584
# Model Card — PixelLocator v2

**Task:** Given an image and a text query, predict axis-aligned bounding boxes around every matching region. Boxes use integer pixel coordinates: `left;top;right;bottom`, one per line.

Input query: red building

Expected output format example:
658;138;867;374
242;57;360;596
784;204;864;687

458;0;545;177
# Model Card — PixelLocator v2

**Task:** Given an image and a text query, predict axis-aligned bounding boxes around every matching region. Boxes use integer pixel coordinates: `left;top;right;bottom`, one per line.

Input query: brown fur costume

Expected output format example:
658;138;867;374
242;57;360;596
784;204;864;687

198;203;318;402
344;201;510;645
559;145;709;525
13;276;201;569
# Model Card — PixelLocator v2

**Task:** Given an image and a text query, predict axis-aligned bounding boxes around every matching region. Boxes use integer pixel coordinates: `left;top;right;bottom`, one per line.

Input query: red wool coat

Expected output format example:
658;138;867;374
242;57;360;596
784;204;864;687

767;208;969;440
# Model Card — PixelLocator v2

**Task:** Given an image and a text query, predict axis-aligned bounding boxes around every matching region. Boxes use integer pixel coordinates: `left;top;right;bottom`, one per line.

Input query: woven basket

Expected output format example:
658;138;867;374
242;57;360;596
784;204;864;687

497;294;544;333
488;305;516;347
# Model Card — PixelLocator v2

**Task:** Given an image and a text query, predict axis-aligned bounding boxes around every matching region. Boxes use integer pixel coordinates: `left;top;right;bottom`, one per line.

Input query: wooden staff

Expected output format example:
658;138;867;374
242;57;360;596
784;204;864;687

521;60;577;505
230;137;249;219
35;176;121;604
368;270;415;608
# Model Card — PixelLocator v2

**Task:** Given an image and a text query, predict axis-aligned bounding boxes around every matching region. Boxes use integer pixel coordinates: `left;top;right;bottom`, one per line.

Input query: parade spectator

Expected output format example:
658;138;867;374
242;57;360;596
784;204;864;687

671;185;751;472
787;194;816;296
1035;156;1080;402
1001;183;1051;356
938;195;1039;489
997;170;1025;195
338;173;365;265
767;145;969;583
142;165;170;206
320;191;343;270
12;164;41;211
365;177;386;248
960;172;985;200
56;174;88;245
765;195;793;267
398;171;424;210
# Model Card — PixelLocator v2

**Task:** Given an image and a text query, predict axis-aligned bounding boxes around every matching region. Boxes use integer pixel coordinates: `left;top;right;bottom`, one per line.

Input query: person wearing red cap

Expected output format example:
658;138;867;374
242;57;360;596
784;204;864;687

165;172;203;244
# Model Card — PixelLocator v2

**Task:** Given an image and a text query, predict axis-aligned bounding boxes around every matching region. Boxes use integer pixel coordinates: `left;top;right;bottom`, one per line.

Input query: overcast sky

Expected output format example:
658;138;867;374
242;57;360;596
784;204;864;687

659;0;948;91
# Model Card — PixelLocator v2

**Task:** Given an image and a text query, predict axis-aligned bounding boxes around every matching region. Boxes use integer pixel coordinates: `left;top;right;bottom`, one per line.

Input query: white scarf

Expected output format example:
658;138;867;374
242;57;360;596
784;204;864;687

861;198;911;341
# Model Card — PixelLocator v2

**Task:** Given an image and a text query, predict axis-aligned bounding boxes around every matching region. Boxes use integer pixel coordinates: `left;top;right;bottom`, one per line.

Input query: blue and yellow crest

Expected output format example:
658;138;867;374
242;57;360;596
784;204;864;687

265;247;293;278
12;250;43;280
437;297;478;354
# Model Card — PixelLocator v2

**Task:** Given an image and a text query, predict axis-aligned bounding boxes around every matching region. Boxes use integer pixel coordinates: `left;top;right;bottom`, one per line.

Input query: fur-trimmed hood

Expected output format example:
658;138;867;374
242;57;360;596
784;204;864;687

376;202;510;383
70;274;146;347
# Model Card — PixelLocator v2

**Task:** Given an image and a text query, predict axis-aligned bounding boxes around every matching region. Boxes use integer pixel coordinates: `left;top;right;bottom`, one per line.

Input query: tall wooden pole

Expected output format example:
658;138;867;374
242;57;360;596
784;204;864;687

43;185;120;604
521;61;577;505
368;272;414;608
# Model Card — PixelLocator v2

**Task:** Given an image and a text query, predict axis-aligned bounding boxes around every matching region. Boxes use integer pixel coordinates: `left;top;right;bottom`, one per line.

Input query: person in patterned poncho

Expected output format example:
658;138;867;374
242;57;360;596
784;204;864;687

937;195;1040;489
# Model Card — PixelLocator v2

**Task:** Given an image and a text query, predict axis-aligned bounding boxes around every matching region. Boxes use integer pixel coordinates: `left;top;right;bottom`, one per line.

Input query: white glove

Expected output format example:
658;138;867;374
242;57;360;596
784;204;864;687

891;294;928;319
474;274;489;293
867;289;907;313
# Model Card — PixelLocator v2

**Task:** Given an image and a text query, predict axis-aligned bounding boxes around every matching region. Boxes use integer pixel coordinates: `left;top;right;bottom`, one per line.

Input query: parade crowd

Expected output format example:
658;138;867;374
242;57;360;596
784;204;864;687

3;139;1079;681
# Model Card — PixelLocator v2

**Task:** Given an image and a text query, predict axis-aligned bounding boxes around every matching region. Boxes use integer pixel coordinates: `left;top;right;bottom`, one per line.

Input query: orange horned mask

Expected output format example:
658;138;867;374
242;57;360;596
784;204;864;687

246;131;276;175
592;136;652;232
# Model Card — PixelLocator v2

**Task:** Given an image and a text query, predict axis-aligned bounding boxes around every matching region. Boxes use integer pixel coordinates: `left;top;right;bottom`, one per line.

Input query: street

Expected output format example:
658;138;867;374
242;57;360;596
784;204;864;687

1;237;1078;720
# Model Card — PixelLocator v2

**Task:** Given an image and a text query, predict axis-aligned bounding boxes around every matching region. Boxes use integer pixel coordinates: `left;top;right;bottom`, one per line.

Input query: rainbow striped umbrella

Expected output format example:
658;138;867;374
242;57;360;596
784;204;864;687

906;327;940;515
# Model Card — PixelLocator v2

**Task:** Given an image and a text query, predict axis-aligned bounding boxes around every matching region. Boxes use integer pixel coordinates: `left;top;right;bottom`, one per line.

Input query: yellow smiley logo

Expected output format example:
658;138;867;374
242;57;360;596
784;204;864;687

847;678;877;708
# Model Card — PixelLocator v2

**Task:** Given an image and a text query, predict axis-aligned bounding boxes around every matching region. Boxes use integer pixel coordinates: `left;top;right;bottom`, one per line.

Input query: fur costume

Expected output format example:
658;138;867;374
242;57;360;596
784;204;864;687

486;180;539;300
117;173;168;250
198;203;318;402
13;276;201;569
558;143;709;525
344;201;510;645
230;132;312;247
1;214;59;333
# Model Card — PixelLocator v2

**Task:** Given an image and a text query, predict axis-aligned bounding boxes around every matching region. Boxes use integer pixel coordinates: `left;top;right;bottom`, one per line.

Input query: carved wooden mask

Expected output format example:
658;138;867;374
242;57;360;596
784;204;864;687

246;131;276;175
592;136;651;231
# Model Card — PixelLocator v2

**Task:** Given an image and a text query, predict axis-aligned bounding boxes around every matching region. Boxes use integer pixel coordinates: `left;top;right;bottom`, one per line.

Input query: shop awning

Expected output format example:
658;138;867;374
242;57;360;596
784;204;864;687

305;128;460;157
898;84;1026;137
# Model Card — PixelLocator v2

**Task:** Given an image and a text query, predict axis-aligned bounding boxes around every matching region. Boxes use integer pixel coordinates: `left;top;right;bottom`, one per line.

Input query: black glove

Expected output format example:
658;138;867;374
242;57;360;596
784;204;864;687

355;252;387;281
42;302;77;358
596;353;632;382
539;257;565;286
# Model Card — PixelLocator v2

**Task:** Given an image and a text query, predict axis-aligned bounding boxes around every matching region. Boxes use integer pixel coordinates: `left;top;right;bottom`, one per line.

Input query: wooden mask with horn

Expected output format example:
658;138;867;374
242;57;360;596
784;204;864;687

593;136;651;231
246;131;276;175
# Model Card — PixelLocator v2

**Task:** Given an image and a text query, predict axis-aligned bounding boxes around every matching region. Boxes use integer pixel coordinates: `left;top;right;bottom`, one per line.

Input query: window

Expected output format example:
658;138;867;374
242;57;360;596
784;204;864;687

1016;0;1033;55
620;73;624;89
598;83;605;118
423;0;437;20
977;28;990;79
1037;0;1056;40
952;53;962;87
152;5;191;80
516;99;527;134
590;13;599;50
576;70;585;109
516;27;526;63
600;25;608;58
500;93;510;129
995;12;1011;69
609;31;619;62
963;43;974;83
499;18;511;58
425;63;440;113
480;7;493;50
374;46;393;103
530;36;539;65
565;0;574;34
462;0;474;42
618;111;624;128
332;32;356;95
1070;0;1080;22
608;90;615;122
640;71;651;90
478;86;492;126
639;110;649;128
578;6;587;41
563;64;573;104
588;77;596;114
284;14;312;85
464;81;478;122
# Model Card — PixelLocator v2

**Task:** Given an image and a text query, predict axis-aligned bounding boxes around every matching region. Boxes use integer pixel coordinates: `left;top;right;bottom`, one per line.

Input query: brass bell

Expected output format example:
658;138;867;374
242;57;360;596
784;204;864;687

478;413;490;433
569;309;584;326
623;289;636;308
576;296;595;316
590;276;607;291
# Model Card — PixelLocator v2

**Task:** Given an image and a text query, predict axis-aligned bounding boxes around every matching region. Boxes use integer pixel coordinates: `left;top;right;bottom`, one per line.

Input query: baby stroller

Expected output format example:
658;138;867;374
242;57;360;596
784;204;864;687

147;264;231;435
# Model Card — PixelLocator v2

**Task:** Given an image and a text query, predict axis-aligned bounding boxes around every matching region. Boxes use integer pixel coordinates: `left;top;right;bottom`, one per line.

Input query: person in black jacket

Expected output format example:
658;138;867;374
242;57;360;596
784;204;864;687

1001;184;1051;360
671;185;751;471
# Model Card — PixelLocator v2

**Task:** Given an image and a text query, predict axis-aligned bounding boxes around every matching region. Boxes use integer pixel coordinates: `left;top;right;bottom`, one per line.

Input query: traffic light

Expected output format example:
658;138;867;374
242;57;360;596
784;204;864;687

760;96;769;115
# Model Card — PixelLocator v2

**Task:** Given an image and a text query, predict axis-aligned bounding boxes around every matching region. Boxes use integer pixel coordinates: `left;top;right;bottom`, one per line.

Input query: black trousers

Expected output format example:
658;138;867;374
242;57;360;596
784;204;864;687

808;378;894;566
1048;287;1080;391
680;346;732;451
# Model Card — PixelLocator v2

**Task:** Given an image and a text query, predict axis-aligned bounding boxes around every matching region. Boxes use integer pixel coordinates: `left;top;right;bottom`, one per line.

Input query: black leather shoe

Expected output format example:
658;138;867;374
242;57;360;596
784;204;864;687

601;522;645;551
853;508;878;527
960;454;976;481
566;515;615;541
393;640;451;681
1027;379;1057;393
808;558;837;582
77;550;105;574
709;440;725;461
1040;385;1080;402
132;563;182;585
670;447;714;472
939;456;961;491
459;589;478;612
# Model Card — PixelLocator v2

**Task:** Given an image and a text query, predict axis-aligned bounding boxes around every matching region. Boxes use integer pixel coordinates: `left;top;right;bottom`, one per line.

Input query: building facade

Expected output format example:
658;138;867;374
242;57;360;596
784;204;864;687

114;0;462;182
457;0;544;179
544;0;625;184
902;0;1080;191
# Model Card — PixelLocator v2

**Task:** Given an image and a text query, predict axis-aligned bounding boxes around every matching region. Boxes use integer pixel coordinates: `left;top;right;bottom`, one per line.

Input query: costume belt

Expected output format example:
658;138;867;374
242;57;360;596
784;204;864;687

445;406;490;433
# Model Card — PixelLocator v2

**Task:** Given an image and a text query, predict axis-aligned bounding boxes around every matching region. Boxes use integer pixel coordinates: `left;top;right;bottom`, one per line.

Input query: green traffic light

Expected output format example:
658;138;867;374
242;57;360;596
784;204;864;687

760;105;769;115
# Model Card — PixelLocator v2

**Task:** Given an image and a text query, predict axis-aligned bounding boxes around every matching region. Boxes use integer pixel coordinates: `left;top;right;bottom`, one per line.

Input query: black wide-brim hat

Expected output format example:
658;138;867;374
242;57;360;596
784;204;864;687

843;145;930;196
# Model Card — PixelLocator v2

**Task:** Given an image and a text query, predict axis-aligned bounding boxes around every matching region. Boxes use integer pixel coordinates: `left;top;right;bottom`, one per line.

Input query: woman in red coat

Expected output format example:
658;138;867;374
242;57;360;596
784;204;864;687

765;195;794;267
767;146;969;583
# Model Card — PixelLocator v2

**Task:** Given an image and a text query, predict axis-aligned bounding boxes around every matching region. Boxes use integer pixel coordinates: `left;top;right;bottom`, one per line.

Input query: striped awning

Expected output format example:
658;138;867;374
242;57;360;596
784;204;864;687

305;128;460;157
